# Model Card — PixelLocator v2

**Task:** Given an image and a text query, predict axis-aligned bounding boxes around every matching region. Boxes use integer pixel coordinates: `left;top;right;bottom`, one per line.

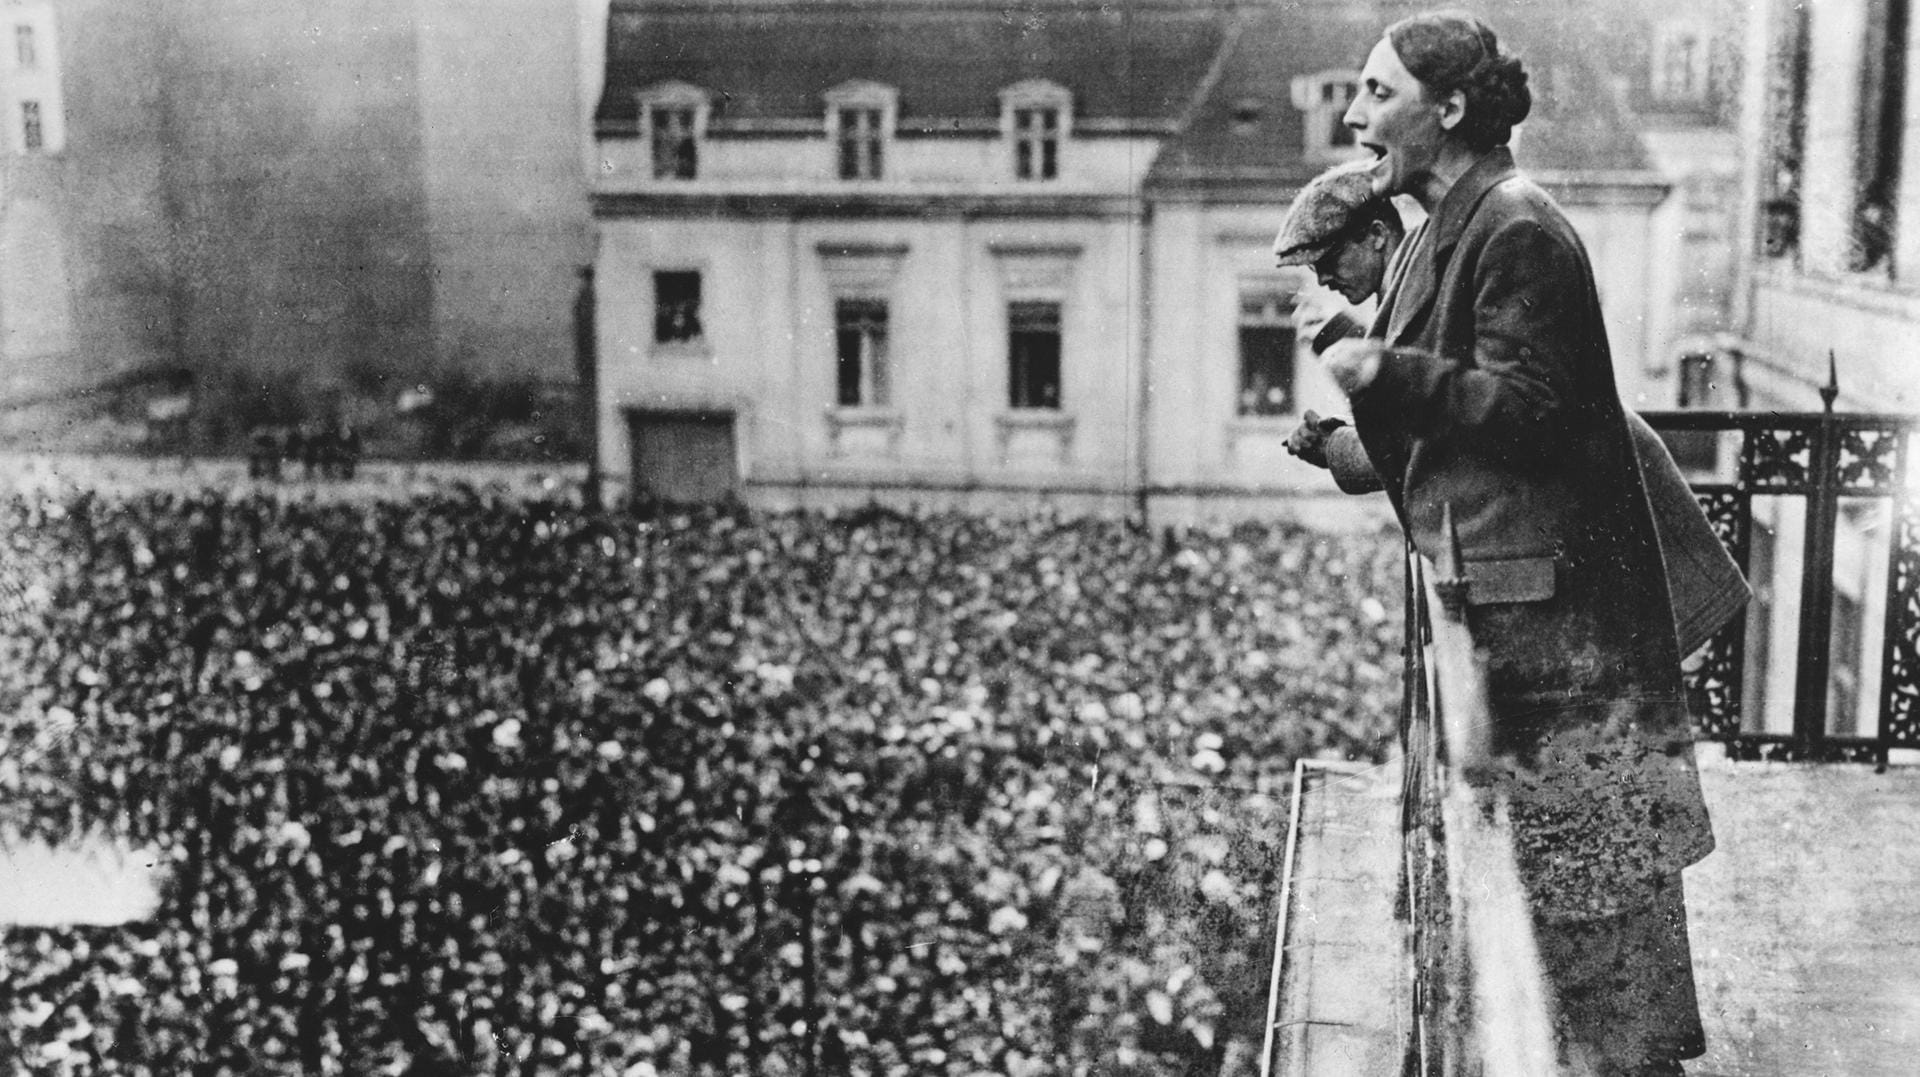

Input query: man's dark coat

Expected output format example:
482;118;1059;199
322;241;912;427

1352;148;1715;921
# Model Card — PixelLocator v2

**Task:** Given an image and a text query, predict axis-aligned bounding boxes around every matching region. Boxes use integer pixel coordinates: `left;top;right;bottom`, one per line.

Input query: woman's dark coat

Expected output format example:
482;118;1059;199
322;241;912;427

1351;147;1715;922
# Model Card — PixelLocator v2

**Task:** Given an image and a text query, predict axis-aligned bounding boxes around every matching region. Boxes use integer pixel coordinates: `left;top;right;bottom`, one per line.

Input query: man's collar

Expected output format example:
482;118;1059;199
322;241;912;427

1425;146;1518;258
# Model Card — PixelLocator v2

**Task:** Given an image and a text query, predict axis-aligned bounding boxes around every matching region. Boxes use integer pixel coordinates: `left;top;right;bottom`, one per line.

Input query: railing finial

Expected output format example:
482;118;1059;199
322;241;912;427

1822;350;1840;412
1434;501;1470;617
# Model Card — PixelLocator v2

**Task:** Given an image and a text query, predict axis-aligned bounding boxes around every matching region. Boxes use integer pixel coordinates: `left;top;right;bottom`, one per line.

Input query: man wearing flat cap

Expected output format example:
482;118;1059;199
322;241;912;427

1271;160;1409;486
1273;159;1405;327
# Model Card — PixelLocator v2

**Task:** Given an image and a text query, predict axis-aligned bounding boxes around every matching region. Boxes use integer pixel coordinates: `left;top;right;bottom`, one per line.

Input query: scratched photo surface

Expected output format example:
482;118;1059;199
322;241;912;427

1;1;1917;1075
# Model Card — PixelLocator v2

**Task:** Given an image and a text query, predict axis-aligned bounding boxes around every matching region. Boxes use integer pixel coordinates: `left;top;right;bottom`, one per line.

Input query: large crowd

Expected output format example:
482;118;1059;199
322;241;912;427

0;490;1401;1075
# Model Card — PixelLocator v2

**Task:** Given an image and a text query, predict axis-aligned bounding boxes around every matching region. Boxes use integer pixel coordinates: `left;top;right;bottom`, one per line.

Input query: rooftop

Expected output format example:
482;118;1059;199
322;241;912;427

598;0;1658;192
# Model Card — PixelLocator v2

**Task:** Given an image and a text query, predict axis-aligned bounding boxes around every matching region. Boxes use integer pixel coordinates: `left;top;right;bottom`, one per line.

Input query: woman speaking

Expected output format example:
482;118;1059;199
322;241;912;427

1322;12;1714;1076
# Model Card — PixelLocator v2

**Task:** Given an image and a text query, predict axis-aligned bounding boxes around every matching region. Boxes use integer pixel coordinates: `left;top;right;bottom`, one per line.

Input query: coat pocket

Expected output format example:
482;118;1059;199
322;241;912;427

1463;555;1557;605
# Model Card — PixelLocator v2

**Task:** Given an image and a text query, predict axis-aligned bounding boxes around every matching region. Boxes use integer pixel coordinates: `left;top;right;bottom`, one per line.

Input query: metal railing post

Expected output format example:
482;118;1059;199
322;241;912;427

1791;353;1843;753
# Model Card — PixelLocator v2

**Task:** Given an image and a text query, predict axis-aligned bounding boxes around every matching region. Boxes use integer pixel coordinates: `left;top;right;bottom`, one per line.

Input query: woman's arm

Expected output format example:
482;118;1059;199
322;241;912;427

1356;216;1590;459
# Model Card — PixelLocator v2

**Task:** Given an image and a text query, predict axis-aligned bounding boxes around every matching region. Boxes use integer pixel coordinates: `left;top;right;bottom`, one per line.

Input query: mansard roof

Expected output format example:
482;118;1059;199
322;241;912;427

598;0;1654;187
597;0;1229;134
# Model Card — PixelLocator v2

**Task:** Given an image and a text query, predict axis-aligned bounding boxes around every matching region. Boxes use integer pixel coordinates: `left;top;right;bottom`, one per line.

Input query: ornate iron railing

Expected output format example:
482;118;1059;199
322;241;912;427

1645;396;1920;765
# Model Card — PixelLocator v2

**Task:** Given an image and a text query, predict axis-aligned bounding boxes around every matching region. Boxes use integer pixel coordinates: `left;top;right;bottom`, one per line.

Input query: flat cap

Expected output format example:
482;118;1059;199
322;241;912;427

1272;160;1378;267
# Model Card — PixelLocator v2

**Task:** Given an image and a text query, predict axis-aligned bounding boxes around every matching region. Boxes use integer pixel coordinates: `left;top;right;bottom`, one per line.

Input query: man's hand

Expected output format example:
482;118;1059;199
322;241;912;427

1322;337;1385;396
1292;293;1339;352
1284;410;1348;469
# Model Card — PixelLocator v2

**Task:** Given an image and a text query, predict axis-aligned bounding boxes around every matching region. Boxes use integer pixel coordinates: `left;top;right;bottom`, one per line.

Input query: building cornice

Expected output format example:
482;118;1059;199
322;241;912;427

593;189;1147;220
1531;171;1672;208
599;117;1178;140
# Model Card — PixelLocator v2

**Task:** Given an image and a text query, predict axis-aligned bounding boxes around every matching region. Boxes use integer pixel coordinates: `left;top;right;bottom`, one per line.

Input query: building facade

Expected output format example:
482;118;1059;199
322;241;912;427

1735;0;1920;413
0;0;171;412
0;0;593;452
590;0;1695;518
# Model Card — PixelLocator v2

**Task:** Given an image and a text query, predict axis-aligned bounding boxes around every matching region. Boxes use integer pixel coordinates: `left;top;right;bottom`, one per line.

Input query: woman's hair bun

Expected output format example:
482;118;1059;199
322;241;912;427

1387;11;1532;151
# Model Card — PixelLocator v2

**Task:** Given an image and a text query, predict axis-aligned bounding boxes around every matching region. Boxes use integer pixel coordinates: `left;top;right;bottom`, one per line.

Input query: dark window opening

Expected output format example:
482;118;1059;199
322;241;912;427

835;298;889;406
1008;301;1062;409
20;99;41;152
653;271;703;345
14;25;34;68
1851;0;1908;273
1323;82;1357;147
1238;291;1296;417
838;107;884;180
650;106;698;180
1678;351;1716;408
1762;1;1811;259
1014;108;1059;180
1669;351;1722;470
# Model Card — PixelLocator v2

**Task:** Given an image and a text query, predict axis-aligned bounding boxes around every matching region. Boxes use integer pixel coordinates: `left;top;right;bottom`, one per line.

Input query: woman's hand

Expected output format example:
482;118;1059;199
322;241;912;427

1321;338;1385;396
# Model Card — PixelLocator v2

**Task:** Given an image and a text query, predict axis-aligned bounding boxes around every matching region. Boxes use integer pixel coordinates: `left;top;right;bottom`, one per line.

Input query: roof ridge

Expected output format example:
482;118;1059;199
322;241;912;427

1170;5;1247;137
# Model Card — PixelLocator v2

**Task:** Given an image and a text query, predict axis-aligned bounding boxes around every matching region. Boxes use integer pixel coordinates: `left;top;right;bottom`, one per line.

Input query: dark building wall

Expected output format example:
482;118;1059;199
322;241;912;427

0;0;173;402
158;0;438;439
415;0;591;389
3;1;592;453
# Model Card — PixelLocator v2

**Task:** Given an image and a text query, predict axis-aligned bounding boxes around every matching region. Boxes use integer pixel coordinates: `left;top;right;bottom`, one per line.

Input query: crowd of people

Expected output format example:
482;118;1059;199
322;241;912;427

0;490;1400;1075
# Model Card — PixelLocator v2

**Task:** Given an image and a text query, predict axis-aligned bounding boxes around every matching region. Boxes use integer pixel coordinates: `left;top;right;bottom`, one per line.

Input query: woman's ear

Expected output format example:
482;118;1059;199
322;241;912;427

1437;88;1467;133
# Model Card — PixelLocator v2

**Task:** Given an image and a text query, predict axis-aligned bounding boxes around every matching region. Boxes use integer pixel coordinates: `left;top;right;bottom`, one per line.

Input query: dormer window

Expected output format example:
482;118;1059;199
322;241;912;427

1014;109;1059;179
837;108;884;179
650;106;696;178
1291;72;1360;162
637;81;711;181
1000;80;1072;181
825;82;897;181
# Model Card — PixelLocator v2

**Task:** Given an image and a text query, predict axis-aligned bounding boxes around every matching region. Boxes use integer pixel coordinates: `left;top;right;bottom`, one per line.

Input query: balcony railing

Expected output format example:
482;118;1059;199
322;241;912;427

1645;400;1920;765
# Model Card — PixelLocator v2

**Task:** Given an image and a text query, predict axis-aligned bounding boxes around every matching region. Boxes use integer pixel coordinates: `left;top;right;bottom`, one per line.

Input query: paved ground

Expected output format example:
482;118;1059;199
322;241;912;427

1273;753;1920;1076
1688;753;1920;1077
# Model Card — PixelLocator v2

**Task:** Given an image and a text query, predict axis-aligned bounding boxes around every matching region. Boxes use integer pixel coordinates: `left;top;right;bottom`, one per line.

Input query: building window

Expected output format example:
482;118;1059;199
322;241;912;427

1851;0;1909;274
824;82;898;183
653;271;702;345
1000;80;1071;181
1292;72;1361;161
835;299;889;405
14;24;34;68
837;107;885;180
649;105;698;180
1651;20;1711;106
1678;351;1717;408
20;100;41;152
1013;108;1059;180
1008;301;1062;409
1761;1;1811;259
1318;81;1357;148
1238;289;1296;417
